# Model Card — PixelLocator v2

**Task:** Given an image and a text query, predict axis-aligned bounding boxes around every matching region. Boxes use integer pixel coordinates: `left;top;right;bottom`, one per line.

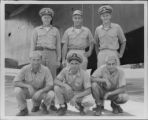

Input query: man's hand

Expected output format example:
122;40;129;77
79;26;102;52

104;92;111;100
32;89;43;101
84;52;91;58
27;85;35;97
62;60;67;68
117;52;123;58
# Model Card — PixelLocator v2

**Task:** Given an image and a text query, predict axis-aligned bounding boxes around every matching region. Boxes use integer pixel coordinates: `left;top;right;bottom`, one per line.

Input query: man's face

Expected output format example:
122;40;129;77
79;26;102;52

72;15;83;26
41;15;52;26
69;60;80;73
106;59;117;72
30;55;42;68
100;12;111;23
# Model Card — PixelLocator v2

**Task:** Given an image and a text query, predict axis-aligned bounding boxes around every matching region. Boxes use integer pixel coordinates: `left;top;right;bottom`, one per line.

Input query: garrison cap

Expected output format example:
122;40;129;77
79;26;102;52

98;5;113;15
67;53;83;63
73;10;83;16
39;8;54;17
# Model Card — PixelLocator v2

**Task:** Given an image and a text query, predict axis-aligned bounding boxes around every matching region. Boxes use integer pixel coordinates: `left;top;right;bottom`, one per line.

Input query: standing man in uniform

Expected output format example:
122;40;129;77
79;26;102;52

14;51;55;116
62;10;94;70
94;5;126;67
31;7;61;80
54;53;92;115
91;55;128;116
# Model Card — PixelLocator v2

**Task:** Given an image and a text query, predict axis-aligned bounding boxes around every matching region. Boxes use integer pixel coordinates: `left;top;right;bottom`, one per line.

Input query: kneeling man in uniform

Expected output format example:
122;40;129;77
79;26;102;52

91;55;128;116
14;51;55;116
54;53;92;115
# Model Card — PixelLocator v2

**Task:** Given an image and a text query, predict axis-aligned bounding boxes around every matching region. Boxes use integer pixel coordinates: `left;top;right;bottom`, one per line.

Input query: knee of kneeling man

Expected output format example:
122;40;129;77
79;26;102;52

47;91;55;99
54;85;61;92
91;82;98;89
14;87;23;95
119;93;129;103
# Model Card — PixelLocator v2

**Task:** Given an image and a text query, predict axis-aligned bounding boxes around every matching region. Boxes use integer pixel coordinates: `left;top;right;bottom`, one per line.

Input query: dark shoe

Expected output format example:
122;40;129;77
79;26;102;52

76;102;85;115
16;108;28;116
117;105;123;113
93;106;104;111
40;102;49;114
94;105;102;116
57;106;67;116
50;105;57;111
111;101;121;114
31;106;40;112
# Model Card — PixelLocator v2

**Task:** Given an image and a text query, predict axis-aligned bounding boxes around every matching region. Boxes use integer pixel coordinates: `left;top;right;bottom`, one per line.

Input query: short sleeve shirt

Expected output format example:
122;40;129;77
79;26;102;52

14;64;53;90
32;26;60;49
92;65;126;90
56;67;91;91
94;23;126;50
62;26;94;49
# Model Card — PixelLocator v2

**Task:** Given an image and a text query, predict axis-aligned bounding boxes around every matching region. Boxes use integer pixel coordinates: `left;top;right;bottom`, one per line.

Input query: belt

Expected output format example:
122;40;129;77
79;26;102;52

69;48;85;50
99;48;117;51
35;46;55;51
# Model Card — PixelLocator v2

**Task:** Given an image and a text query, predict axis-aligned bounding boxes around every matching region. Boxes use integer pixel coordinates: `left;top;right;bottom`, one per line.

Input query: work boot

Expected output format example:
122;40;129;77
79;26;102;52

40;102;49;114
31;106;40;112
57;104;67;116
116;105;123;113
111;101;123;114
94;105;102;116
75;102;85;115
50;104;57;111
92;106;104;111
16;107;28;116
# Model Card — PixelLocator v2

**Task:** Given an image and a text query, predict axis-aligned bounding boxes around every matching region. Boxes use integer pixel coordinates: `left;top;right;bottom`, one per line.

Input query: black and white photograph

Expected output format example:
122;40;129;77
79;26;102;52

0;1;148;119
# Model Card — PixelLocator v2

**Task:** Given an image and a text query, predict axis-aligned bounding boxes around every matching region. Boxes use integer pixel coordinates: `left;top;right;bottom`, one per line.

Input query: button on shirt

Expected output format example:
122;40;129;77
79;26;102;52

14;64;53;90
56;67;91;91
32;25;60;50
92;65;126;91
94;23;126;50
62;26;94;49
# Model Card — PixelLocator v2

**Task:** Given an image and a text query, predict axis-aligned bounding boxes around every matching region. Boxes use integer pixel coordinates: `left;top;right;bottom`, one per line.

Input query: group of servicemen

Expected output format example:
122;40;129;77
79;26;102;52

13;4;129;116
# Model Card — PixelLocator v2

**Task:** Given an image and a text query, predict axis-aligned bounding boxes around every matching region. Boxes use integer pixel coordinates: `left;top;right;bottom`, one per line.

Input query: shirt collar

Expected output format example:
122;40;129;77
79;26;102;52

101;23;112;30
39;25;53;29
30;64;42;73
68;67;81;77
72;26;84;32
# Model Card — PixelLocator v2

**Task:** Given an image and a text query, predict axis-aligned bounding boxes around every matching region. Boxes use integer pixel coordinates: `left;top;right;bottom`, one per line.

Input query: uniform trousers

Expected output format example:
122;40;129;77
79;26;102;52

14;87;55;111
97;49;120;68
91;82;129;106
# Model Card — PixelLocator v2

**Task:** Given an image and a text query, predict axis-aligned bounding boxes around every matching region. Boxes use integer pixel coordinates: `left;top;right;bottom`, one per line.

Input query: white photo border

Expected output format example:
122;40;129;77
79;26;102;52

1;1;148;120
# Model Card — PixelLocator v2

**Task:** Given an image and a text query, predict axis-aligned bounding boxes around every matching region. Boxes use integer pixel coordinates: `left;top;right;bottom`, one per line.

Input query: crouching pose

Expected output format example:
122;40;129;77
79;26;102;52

54;53;92;115
14;51;55;116
91;55;128;116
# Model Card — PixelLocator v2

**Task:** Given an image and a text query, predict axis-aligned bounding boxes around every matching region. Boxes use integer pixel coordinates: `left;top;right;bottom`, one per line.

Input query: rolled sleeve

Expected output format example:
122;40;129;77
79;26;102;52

119;70;126;87
117;25;126;43
94;29;99;45
83;71;91;89
45;68;53;87
92;67;102;78
62;30;69;44
88;29;94;43
13;68;26;82
56;68;67;82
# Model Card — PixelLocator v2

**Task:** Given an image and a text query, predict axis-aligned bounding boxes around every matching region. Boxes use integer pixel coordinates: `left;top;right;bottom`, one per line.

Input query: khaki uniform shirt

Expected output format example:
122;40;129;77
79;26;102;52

56;67;91;92
32;25;60;50
62;26;94;49
92;65;126;91
94;23;126;50
14;64;53;90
